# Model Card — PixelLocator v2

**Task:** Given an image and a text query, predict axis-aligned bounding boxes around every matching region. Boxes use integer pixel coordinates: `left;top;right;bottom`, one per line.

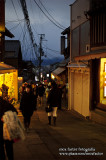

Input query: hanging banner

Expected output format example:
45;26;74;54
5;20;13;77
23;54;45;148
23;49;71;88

0;0;5;32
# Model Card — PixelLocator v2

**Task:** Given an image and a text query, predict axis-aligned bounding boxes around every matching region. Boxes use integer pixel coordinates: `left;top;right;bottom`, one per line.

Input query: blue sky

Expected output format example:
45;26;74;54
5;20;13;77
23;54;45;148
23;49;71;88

5;0;75;64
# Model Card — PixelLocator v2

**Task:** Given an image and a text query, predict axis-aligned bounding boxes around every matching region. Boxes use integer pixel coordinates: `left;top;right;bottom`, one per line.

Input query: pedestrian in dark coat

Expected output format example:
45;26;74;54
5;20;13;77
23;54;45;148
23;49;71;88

58;85;62;110
47;81;59;126
20;84;37;130
38;83;45;105
0;96;17;160
33;84;38;98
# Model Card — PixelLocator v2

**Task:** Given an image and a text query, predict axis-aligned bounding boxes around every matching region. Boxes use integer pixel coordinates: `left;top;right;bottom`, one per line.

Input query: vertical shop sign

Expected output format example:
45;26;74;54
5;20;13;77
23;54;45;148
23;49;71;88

0;0;5;32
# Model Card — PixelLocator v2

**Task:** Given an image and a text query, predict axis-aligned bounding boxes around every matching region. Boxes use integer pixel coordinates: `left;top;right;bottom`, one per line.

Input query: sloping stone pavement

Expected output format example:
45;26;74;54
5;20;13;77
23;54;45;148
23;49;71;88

13;97;106;160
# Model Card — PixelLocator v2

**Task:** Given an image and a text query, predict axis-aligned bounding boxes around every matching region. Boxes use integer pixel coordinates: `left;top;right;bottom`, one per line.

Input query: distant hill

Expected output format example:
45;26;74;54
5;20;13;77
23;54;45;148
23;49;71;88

32;57;64;66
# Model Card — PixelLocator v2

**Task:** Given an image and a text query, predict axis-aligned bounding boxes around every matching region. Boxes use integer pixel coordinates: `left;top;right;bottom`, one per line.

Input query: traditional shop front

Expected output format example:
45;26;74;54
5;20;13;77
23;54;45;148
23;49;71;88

100;58;106;107
75;53;106;111
68;57;106;121
68;62;90;117
0;62;18;101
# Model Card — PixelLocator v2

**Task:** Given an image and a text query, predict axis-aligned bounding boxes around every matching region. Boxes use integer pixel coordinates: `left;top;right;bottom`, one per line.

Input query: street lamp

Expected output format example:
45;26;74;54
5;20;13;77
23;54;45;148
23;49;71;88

47;74;49;78
41;73;43;78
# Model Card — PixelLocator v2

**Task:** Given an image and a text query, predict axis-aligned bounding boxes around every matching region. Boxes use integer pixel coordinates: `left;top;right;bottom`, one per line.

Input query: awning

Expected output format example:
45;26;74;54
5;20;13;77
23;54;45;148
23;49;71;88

75;52;106;61
67;63;88;68
0;62;16;73
52;67;65;75
67;62;89;74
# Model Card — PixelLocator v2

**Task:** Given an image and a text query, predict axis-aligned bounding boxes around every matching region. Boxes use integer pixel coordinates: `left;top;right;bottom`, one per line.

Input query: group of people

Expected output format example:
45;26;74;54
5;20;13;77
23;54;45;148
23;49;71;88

19;81;63;127
0;80;63;159
19;82;47;130
20;81;63;127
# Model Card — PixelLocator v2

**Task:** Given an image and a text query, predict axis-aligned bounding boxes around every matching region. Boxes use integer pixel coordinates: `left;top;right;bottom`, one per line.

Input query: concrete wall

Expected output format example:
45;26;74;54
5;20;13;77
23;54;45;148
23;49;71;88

71;20;90;60
71;0;90;30
80;21;90;55
70;0;90;60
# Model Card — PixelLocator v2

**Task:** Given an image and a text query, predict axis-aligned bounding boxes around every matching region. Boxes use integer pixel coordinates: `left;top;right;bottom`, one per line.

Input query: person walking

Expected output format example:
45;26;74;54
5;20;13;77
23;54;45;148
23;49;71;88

47;81;59;126
45;84;51;99
20;84;37;131
0;96;17;160
38;83;45;106
33;83;38;98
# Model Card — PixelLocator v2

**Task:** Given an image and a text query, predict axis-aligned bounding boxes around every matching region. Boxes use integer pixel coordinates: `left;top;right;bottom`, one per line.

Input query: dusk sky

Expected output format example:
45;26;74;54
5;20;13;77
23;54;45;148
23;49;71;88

5;0;75;64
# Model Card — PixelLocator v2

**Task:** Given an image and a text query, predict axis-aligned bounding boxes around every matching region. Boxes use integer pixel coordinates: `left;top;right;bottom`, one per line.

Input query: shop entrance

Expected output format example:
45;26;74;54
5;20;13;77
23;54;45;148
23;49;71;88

90;59;100;110
100;58;106;107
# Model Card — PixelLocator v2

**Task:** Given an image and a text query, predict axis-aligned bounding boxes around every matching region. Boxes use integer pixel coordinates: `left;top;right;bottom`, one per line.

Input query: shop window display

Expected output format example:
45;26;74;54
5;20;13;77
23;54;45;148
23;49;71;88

104;63;106;98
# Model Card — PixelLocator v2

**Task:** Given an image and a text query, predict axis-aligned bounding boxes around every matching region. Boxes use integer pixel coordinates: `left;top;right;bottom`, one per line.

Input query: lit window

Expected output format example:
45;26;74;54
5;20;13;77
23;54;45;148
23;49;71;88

104;87;106;97
104;63;106;98
105;63;106;72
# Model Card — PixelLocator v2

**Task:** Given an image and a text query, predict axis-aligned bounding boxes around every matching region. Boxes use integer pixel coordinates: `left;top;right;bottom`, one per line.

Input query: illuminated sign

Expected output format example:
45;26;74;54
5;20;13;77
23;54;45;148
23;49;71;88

0;0;5;32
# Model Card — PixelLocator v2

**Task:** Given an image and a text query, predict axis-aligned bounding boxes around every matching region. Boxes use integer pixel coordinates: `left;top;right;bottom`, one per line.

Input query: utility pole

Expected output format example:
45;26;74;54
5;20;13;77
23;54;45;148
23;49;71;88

39;34;45;81
20;0;38;59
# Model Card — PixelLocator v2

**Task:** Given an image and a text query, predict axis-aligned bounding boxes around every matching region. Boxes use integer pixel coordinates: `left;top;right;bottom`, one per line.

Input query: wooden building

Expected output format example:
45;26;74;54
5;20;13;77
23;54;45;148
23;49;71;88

68;0;106;124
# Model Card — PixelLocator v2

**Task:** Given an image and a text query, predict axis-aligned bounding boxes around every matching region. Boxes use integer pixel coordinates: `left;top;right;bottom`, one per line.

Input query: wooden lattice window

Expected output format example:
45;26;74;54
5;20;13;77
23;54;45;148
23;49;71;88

91;13;106;47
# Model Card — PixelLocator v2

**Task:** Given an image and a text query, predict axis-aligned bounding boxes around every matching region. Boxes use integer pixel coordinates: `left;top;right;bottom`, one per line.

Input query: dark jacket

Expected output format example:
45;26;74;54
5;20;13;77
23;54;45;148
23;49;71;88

20;91;37;117
38;85;45;97
47;87;59;108
0;97;17;119
0;96;17;160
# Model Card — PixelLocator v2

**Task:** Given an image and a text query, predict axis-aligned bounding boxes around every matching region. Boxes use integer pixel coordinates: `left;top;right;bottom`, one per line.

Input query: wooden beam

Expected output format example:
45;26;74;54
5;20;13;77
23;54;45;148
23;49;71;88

75;52;106;61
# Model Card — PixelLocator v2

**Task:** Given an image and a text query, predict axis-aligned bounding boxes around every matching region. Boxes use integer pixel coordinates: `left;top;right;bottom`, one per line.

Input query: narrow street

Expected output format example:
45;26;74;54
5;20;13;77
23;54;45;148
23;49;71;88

13;95;106;160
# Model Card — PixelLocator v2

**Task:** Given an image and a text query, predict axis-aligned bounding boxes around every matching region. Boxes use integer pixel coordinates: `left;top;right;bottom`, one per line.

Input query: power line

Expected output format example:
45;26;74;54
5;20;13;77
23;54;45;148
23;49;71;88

8;0;63;63
43;46;62;59
8;23;20;31
42;46;60;54
18;0;37;61
10;0;28;42
10;0;35;61
21;23;37;61
10;0;24;27
38;0;65;29
33;0;64;30
20;0;39;61
5;19;25;23
21;23;28;59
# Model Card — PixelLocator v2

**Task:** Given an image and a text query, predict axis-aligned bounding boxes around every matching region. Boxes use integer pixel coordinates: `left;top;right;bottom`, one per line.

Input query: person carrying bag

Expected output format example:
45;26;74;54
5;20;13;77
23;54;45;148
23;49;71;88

0;96;25;160
3;111;25;142
45;105;53;113
47;81;59;126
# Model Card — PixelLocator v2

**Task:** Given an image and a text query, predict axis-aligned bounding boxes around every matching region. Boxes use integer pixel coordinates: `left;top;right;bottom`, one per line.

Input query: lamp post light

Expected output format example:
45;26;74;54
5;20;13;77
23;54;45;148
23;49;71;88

46;74;49;78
